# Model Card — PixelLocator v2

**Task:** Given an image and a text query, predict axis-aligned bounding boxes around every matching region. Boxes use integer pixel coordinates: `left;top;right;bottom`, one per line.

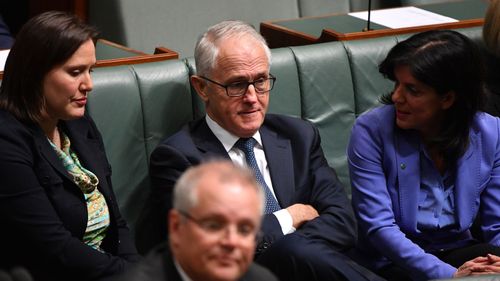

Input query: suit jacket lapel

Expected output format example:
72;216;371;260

63;119;112;199
32;124;74;182
395;127;479;233
192;118;294;206
191;118;231;160
394;129;421;234
260;125;294;208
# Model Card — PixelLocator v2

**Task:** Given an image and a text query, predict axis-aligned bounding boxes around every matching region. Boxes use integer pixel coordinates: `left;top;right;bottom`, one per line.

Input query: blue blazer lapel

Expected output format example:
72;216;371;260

260;125;294;208
394;129;421;233
454;131;478;231
394;127;479;234
191;118;231;160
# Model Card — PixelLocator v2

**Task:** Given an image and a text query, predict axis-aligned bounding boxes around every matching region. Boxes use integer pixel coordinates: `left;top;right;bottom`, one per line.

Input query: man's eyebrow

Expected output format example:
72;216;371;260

228;73;269;82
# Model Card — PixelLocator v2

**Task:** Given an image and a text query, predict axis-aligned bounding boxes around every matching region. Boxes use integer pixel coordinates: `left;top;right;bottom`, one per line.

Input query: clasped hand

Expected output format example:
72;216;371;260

454;254;500;278
286;203;319;229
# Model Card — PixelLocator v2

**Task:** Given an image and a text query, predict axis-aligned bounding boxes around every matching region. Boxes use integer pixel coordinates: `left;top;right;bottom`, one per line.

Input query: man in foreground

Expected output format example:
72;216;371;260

124;160;278;281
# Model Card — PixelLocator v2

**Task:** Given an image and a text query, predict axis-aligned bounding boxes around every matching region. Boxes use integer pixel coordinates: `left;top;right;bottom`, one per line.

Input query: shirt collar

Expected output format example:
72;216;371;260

205;115;263;152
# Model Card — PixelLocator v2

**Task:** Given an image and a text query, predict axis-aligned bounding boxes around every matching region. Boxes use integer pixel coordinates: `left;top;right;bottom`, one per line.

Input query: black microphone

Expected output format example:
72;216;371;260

362;0;373;32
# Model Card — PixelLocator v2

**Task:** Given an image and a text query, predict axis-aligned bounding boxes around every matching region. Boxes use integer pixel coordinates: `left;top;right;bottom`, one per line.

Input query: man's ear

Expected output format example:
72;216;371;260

169;209;180;232
441;91;456;110
191;75;209;102
168;209;181;248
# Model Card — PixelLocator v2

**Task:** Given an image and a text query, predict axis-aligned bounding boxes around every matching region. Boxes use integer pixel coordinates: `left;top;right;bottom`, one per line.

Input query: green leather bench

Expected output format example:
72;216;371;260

86;26;483;235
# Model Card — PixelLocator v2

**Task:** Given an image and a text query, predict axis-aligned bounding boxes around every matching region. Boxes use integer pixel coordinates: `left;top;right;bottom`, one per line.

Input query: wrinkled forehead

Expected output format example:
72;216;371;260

211;40;270;78
214;35;269;64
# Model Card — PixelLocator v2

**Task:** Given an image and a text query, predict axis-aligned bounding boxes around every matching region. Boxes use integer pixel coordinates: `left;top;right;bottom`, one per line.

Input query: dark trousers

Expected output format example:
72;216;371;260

377;243;500;281
256;232;385;281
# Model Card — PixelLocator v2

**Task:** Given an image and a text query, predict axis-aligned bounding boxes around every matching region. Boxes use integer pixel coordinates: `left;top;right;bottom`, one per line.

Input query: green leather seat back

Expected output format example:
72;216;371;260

88;66;149;232
183;57;206;120
292;41;356;190
133;60;194;158
394;26;483;43
268;48;302;117
454;26;484;43
342;36;396;116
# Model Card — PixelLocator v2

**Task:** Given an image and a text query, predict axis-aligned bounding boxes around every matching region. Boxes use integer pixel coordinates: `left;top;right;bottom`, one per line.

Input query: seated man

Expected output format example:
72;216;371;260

136;20;382;281
122;161;278;281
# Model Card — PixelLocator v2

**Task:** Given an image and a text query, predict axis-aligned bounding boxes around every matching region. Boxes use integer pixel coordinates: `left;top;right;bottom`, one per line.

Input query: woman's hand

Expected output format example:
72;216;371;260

454;254;500;278
454;256;489;278
473;254;500;275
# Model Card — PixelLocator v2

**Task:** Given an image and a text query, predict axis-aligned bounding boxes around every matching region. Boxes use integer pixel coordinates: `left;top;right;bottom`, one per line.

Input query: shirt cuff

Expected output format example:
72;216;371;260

274;209;296;234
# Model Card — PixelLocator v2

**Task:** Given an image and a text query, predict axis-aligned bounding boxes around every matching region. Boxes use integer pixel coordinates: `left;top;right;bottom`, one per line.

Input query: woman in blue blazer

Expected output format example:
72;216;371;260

348;30;500;281
0;11;139;280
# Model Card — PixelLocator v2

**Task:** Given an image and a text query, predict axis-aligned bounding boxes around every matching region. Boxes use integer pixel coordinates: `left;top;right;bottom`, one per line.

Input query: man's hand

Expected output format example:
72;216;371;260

286;204;319;229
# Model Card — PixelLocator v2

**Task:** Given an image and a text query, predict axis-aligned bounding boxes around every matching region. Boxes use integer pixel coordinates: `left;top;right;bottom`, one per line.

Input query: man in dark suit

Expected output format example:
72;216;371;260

123;161;278;281
137;20;382;281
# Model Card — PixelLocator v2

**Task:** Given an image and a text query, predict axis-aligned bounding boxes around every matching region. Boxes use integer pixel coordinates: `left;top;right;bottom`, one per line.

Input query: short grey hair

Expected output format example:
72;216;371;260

173;159;265;215
194;20;272;77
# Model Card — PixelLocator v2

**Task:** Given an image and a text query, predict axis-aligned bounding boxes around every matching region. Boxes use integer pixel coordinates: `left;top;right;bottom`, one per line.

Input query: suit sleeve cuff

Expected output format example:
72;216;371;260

273;209;296;234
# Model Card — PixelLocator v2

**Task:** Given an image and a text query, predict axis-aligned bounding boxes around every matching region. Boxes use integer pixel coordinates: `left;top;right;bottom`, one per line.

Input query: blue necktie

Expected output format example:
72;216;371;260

235;138;281;214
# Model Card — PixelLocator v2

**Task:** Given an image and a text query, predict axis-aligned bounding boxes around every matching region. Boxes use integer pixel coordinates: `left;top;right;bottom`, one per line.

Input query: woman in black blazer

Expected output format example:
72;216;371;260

0;11;140;281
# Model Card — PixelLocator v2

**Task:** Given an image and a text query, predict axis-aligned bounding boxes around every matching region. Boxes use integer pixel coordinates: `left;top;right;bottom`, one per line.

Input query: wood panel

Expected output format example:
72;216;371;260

260;0;486;48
